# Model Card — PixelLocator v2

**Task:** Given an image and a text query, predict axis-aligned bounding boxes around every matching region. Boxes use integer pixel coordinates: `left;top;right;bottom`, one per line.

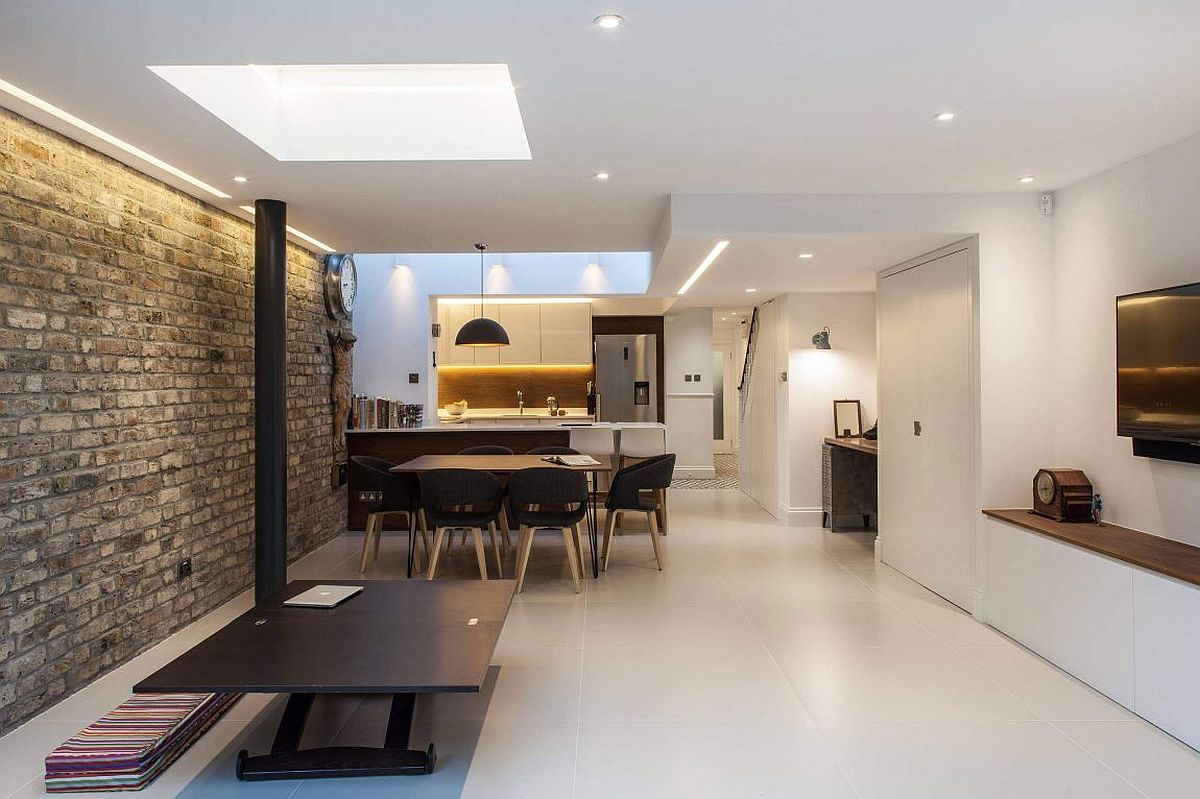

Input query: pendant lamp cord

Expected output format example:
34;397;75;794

476;243;486;319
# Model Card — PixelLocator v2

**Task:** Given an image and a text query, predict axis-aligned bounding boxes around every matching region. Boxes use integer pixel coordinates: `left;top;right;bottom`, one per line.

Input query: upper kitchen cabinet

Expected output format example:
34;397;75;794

439;302;480;365
436;301;590;365
540;303;592;364
498;303;541;364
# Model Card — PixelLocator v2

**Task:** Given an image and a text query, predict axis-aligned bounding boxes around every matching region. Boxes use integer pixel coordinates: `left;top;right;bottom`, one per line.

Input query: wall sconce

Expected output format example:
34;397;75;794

811;326;831;349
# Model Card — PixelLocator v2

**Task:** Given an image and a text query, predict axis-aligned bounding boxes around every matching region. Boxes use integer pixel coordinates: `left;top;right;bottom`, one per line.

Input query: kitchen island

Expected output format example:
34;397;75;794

346;421;665;531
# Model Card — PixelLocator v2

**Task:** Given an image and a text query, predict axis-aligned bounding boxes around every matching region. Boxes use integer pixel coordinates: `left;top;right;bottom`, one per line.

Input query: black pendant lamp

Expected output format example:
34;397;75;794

455;243;510;347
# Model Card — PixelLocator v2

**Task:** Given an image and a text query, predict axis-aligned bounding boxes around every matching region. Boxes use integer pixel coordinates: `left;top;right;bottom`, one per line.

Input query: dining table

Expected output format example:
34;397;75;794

391;454;613;578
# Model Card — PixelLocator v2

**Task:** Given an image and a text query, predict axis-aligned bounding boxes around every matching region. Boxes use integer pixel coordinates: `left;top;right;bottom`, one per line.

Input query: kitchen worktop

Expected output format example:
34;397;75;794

347;420;665;434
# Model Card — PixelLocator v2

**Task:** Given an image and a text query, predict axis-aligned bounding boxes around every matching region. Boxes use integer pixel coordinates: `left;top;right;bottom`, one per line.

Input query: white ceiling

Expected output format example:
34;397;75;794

657;233;963;306
2;1;1199;298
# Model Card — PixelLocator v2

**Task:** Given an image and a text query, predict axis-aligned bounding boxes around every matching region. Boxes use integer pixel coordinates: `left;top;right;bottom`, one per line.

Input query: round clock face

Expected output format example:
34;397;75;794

339;255;357;314
1036;471;1056;504
324;254;357;319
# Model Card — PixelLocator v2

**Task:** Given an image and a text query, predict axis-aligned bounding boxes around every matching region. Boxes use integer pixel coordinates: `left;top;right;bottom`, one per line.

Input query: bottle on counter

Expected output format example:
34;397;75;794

586;381;596;416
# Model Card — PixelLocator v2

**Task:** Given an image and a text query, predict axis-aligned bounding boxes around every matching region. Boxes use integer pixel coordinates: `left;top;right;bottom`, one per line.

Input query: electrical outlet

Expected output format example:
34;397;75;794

330;462;347;488
177;558;193;580
358;490;383;503
684;374;693;382
409;373;419;384
692;373;701;382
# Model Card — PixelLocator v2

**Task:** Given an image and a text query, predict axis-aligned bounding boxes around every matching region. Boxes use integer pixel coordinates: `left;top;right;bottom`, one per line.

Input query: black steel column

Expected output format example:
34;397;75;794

255;199;288;602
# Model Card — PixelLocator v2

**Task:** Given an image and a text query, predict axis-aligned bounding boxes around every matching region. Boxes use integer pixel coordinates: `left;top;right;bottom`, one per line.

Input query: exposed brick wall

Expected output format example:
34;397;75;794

0;108;349;733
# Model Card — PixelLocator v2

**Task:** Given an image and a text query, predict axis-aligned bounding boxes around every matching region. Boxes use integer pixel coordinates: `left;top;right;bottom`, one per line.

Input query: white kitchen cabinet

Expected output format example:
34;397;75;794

498;303;541;364
440;303;480;365
1133;570;1200;747
436;301;589;365
539;303;592;365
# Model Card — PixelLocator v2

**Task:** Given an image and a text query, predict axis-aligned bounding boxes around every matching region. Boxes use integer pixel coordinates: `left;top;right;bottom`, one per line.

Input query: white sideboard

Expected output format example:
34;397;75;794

983;512;1200;749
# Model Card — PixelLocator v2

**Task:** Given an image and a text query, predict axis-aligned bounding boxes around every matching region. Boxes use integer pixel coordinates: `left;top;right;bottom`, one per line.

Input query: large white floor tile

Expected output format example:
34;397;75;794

824;719;1146;799
581;643;803;720
774;644;1036;721
961;645;1134;721
583;600;757;648
1057;720;1200;799
495;602;585;649
460;718;578;799
575;718;857;799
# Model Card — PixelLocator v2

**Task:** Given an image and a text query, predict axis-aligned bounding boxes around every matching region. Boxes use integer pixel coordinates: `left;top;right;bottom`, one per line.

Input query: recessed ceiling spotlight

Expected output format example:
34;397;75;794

233;175;248;183
934;111;956;122
594;13;624;29
1018;175;1036;183
797;252;814;259
594;171;610;180
745;287;758;293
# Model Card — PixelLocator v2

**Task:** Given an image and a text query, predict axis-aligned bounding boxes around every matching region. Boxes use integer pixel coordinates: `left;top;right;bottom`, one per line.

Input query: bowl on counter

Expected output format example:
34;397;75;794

444;400;468;416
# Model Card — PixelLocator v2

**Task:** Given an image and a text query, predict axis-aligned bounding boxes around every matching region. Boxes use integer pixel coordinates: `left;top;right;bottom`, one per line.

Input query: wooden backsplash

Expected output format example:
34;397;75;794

438;365;595;408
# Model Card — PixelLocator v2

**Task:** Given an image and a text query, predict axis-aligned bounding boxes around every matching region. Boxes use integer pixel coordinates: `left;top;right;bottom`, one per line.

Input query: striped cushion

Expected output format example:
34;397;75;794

45;692;242;792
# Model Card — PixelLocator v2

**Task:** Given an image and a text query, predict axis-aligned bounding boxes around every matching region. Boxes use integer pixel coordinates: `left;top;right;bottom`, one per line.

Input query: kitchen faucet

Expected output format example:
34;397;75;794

517;389;524;414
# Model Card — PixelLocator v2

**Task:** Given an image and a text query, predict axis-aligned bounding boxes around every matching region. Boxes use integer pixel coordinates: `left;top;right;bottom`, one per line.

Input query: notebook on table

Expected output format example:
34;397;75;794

283;584;363;608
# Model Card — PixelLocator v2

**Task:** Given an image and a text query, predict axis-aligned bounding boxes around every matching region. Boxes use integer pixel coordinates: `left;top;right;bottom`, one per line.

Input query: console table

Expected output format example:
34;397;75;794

822;436;877;531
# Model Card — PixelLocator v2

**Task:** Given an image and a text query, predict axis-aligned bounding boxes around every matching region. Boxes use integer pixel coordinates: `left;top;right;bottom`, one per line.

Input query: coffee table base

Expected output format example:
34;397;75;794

236;692;436;781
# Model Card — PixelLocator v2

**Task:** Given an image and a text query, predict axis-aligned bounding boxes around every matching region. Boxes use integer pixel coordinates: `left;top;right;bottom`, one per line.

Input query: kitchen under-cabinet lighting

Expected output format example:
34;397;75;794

237;205;335;252
0;75;231;199
677;240;730;295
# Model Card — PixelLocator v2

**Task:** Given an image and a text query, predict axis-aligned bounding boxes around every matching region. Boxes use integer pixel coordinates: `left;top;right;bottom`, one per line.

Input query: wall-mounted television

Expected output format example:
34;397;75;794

1117;282;1200;445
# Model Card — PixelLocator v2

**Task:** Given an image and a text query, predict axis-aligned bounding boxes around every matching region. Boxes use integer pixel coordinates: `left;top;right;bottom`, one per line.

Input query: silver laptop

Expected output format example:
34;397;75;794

283;584;363;608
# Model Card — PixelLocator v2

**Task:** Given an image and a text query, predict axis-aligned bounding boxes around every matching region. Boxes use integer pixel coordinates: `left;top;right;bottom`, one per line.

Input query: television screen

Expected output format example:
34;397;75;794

1117;282;1200;442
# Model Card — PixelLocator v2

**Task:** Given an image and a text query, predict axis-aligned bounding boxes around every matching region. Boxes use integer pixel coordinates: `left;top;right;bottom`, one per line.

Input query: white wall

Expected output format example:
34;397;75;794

741;299;782;515
783;292;877;523
664;307;716;479
1052;130;1200;546
351;251;651;406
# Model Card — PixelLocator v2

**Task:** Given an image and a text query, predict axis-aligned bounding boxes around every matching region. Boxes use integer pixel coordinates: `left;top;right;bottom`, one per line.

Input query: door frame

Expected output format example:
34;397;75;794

712;341;737;454
876;236;982;616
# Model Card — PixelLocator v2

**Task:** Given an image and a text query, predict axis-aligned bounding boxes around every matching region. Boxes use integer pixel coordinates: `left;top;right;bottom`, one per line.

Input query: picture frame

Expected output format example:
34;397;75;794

833;399;863;438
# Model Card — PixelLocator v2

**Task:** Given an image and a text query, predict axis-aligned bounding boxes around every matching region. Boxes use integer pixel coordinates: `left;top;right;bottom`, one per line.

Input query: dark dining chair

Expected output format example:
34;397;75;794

420;468;506;580
508;468;589;593
453;446;514;547
602;454;676;571
458;445;514;455
350;455;429;574
526;445;580;455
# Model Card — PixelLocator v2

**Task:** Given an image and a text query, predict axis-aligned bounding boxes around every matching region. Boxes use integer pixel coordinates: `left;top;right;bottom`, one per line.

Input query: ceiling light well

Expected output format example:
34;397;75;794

149;63;532;162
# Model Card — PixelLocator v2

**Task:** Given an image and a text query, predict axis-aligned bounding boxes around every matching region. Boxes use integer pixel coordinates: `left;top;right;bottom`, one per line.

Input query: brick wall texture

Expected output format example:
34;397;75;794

0;107;349;733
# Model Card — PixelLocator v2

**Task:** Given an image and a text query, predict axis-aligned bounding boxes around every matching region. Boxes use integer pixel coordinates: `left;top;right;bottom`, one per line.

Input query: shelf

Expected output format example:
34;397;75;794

982;508;1200;588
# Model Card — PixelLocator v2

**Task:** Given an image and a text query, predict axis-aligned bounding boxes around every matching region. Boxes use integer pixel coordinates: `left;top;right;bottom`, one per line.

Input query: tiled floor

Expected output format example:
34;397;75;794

3;489;1199;797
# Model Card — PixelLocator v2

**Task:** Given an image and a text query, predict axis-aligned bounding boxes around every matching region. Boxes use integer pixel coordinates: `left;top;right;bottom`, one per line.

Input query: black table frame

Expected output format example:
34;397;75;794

236;692;435;781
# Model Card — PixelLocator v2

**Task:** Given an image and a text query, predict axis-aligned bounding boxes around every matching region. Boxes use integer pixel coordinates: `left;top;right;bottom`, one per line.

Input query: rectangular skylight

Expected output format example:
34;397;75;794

148;64;531;162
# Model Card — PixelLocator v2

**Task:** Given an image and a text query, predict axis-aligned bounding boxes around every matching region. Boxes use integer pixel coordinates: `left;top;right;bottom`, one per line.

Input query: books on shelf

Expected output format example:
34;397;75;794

348;395;424;430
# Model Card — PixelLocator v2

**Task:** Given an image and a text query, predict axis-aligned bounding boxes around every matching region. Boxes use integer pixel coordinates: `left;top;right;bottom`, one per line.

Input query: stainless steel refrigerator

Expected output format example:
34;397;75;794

594;334;658;423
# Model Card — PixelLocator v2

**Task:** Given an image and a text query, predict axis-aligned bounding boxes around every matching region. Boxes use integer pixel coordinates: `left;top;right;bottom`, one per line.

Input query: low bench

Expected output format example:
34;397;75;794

45;692;241;792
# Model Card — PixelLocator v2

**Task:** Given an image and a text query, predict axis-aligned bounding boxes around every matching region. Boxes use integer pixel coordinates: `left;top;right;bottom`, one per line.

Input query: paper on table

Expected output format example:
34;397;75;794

541;455;601;467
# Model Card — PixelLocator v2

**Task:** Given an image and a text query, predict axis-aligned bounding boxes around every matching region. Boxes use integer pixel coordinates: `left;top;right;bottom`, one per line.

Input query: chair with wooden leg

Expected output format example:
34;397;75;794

617;426;670;534
602;454;676;572
507;468;588;594
454;445;514;549
420;469;505;581
350;455;429;574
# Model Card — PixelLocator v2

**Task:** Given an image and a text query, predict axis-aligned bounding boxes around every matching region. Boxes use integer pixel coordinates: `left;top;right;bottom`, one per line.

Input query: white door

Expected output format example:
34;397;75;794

712;344;736;454
879;246;974;609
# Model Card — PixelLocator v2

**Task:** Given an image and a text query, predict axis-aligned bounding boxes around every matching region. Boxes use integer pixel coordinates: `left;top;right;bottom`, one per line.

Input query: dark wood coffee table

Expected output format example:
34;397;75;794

135;579;514;781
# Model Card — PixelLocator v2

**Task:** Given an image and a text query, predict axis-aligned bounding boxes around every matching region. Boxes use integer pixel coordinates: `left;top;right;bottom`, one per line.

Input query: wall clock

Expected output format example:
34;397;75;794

324;253;357;319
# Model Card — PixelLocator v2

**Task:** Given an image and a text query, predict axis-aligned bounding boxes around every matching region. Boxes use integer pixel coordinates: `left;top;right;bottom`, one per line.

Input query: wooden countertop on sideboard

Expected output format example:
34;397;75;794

982;508;1200;588
824;436;878;455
